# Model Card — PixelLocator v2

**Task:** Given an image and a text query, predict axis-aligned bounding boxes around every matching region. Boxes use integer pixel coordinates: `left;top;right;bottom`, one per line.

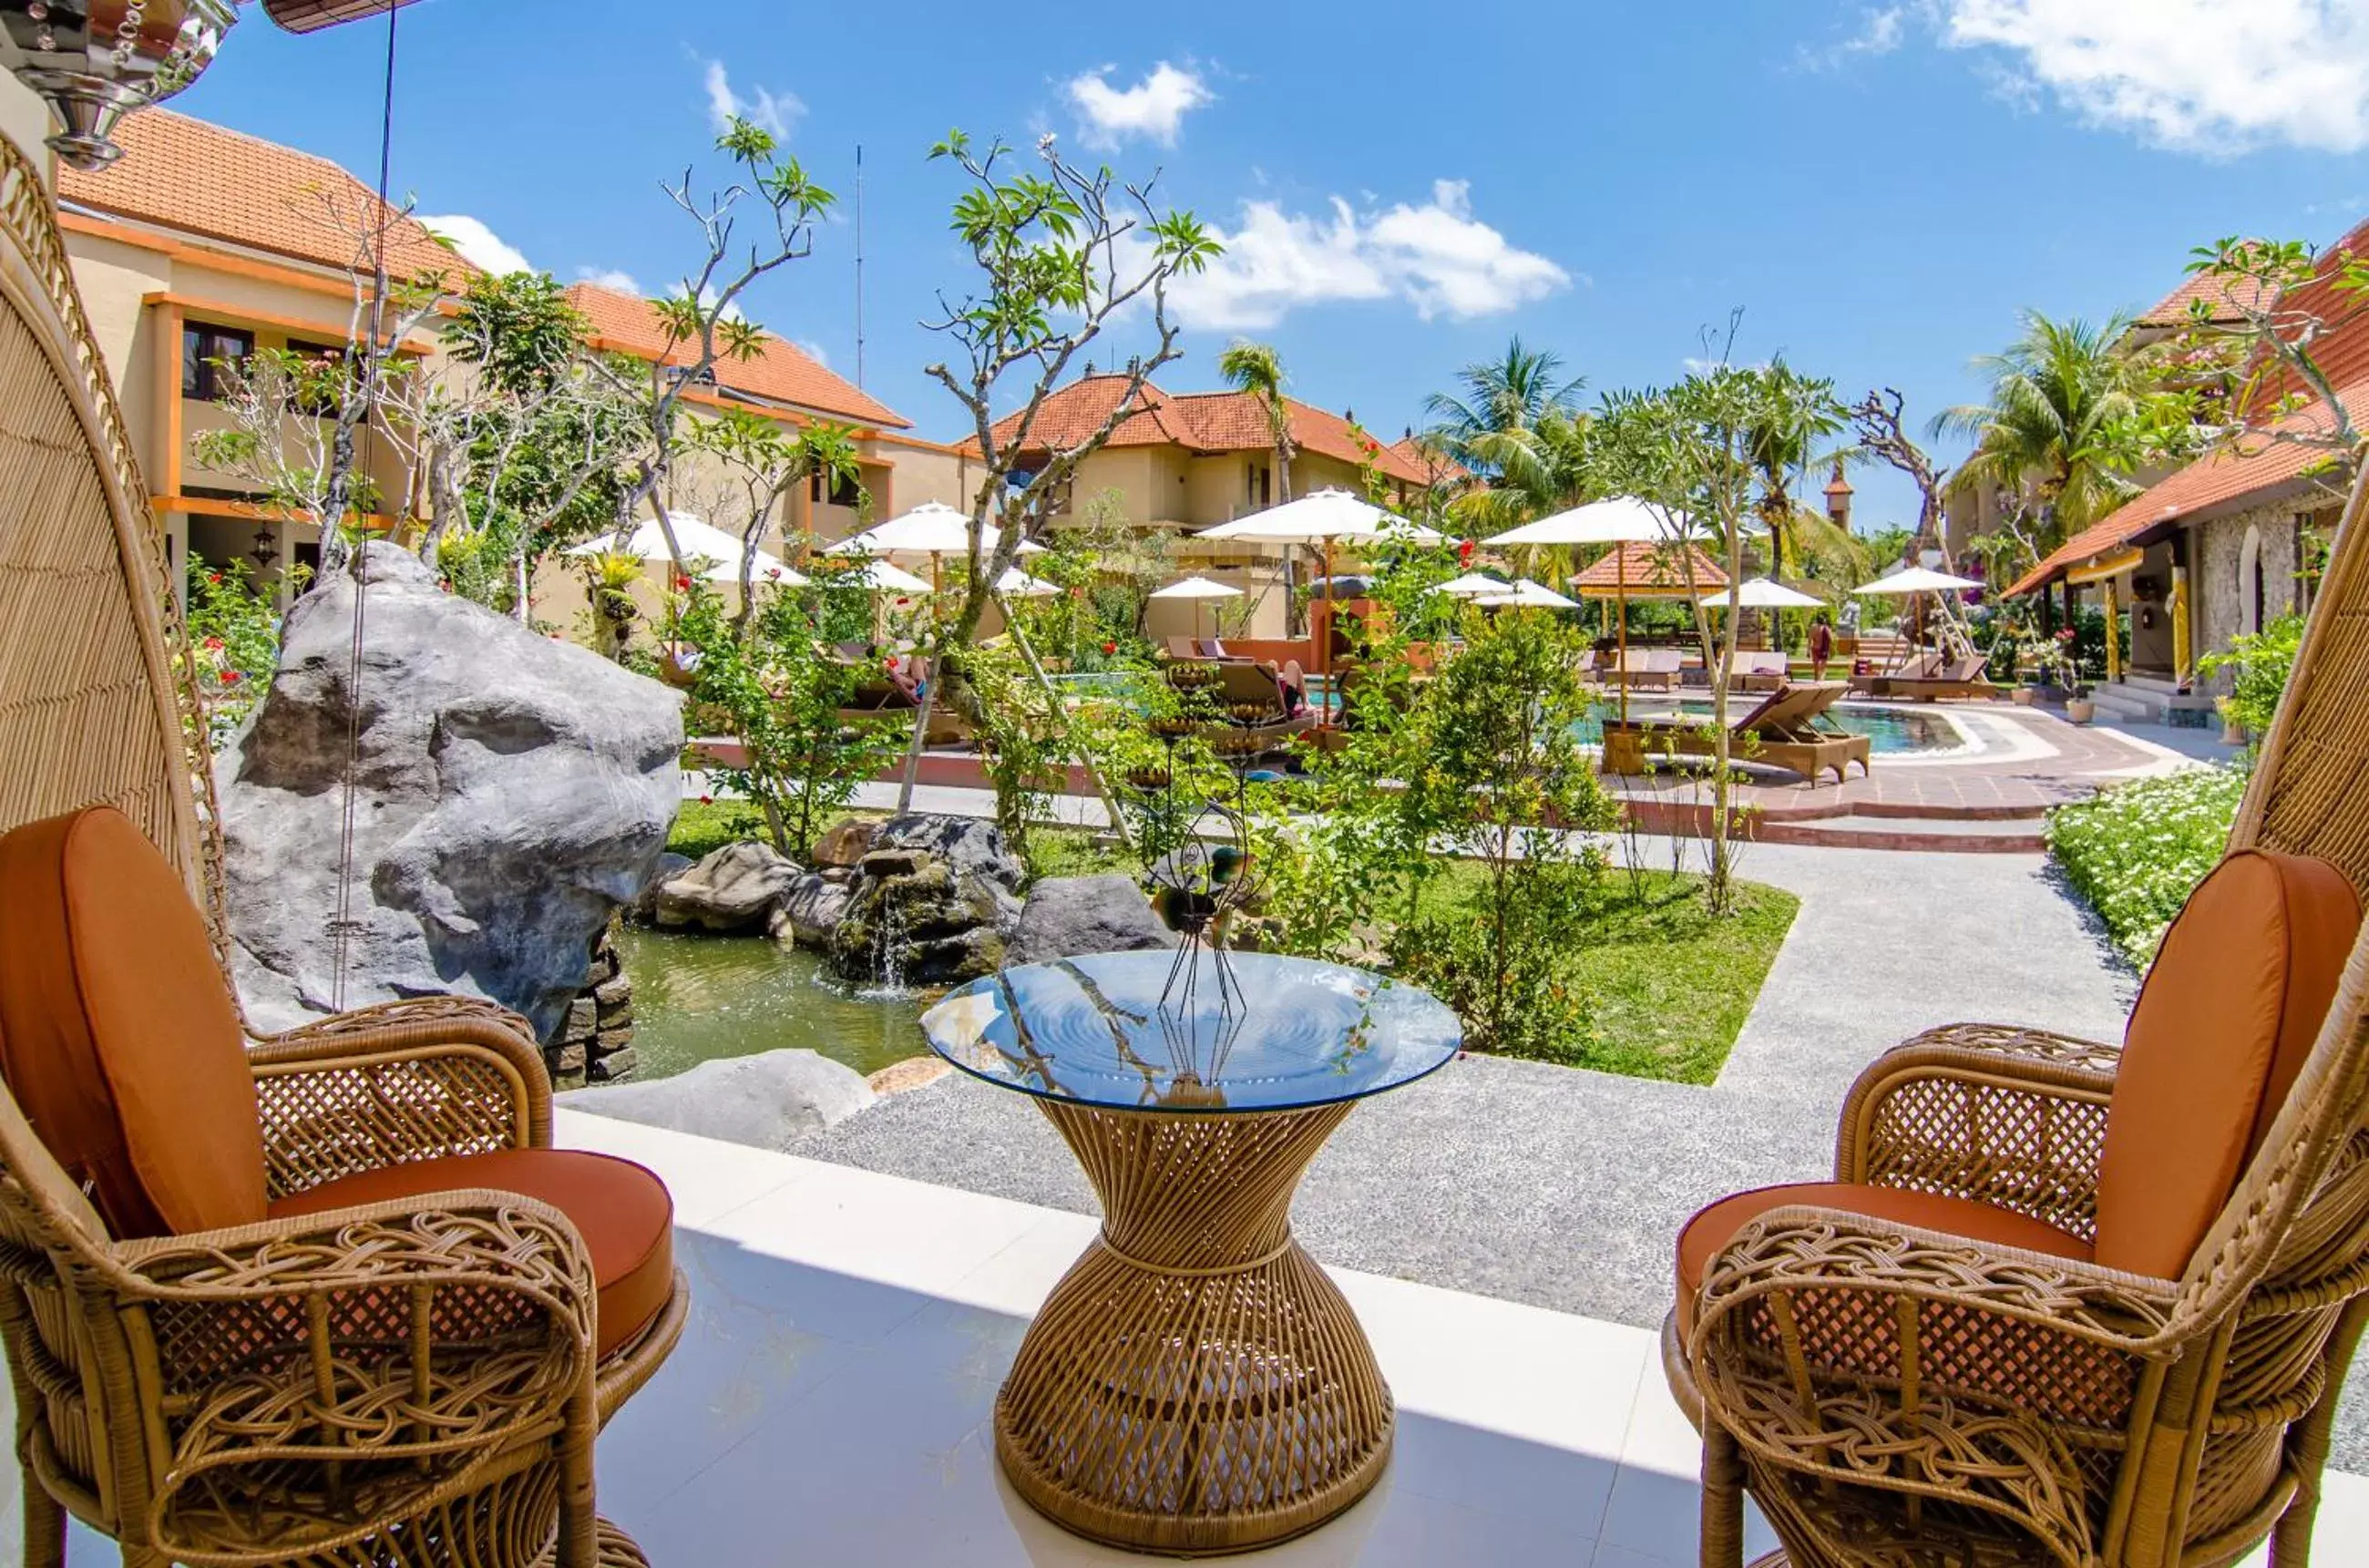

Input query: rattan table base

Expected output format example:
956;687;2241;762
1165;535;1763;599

995;1100;1393;1557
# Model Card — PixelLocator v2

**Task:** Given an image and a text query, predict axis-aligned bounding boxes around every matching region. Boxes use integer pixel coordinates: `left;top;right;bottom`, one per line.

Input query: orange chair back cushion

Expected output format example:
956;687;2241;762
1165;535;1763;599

0;808;268;1237
2095;849;2361;1278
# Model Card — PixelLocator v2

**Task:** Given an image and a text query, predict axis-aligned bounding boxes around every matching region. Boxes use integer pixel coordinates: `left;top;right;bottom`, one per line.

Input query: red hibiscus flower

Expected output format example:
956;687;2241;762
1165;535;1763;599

220;670;242;685
1102;641;1117;655
699;794;713;805
202;636;224;651
674;574;692;591
1458;538;1475;561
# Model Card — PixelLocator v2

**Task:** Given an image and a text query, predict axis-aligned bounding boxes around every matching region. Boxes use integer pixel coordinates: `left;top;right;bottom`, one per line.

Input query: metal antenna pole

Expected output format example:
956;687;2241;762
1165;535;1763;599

867;142;876;390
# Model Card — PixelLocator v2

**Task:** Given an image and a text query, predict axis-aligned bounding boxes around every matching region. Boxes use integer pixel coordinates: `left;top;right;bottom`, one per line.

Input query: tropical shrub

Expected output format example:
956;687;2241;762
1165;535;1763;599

183;553;300;746
2046;764;2246;967
2197;612;2304;741
672;561;907;859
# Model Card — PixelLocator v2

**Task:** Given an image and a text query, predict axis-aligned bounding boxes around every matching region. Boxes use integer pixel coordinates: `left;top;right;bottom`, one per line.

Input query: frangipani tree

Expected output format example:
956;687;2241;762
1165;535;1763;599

911;128;1218;814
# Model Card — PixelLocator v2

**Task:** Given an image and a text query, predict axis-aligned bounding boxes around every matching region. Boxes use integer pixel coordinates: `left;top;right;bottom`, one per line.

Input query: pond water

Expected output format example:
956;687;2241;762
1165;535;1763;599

615;926;930;1081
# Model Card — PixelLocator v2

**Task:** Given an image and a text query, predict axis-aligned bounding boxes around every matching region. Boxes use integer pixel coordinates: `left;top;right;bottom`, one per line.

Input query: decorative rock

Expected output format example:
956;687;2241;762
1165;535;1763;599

559;1049;877;1149
219;544;682;1040
1010;875;1178;966
829;828;1014;987
633;853;693;923
867;1057;952;1096
551;1042;588;1073
655;842;802;933
593;976;632;1008
769;871;854;950
589;1048;639;1082
874;814;1023;894
812;816;883;868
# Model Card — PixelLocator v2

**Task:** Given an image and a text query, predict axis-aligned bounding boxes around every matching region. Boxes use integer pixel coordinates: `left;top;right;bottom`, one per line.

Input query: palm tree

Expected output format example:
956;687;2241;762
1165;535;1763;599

1744;359;1849;582
1936;310;2163;546
1425;338;1589;535
1217;340;1294;505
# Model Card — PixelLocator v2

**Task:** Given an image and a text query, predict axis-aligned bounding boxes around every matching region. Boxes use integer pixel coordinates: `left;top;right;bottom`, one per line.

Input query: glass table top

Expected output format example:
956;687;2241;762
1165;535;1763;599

921;950;1462;1113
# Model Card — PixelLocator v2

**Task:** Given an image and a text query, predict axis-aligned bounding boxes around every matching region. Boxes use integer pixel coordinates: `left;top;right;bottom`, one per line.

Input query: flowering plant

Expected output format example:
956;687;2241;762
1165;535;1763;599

183;553;299;747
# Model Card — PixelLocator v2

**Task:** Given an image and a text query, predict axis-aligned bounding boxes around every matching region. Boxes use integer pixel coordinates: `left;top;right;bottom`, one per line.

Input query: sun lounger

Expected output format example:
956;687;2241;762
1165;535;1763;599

1863;653;1997;702
1605;648;1683;692
1625;681;1871;785
1726;650;1790;692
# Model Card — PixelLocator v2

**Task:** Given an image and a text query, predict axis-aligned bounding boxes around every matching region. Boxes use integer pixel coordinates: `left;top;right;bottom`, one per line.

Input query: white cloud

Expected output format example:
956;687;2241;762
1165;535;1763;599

702;59;804;140
1066;62;1214;149
1938;0;2369;153
1169;179;1571;331
1800;6;1906;70
795;338;830;367
417;213;531;275
575;267;642;296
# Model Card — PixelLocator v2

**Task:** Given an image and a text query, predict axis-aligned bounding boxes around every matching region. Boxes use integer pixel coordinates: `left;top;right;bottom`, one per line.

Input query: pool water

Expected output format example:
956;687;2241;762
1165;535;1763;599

616;926;928;1081
1584;701;1959;755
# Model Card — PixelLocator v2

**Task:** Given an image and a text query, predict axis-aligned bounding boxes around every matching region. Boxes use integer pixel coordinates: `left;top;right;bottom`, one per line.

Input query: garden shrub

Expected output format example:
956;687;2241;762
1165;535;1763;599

184;553;301;747
2197;613;2304;741
2046;764;2246;967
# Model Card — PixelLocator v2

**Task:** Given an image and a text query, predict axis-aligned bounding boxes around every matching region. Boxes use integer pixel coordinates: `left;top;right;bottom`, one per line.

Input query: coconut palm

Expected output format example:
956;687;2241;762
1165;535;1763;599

1217;340;1294;505
1744;359;1849;582
1935;310;2163;544
1426;338;1590;535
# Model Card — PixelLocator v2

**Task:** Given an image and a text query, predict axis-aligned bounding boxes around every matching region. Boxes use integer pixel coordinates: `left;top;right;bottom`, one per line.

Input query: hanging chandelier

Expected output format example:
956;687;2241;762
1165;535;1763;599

0;0;416;172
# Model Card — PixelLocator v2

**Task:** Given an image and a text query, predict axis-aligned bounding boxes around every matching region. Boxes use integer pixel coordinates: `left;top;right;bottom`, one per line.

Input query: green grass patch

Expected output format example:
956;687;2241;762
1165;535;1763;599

1023;827;1132;884
2046;764;2245;968
1416;865;1800;1084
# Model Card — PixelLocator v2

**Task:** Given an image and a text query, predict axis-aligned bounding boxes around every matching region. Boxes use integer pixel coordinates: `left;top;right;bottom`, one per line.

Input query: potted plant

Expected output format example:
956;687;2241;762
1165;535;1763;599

2216;695;2248;747
2064;677;2096;724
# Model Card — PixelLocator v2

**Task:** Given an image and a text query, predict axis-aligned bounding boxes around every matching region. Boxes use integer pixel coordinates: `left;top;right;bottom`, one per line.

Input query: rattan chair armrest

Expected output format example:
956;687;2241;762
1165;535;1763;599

247;999;554;1200
1687;1204;2178;1563
1837;1022;2120;1238
106;1194;596;1563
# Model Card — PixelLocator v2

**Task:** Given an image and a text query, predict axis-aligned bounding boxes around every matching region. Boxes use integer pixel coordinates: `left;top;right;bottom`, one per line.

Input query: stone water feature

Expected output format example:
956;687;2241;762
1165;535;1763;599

827;815;1027;987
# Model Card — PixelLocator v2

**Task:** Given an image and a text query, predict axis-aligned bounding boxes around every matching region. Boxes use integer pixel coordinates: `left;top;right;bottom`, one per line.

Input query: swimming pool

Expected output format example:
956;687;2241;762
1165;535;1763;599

1049;673;1965;756
1584;700;1962;755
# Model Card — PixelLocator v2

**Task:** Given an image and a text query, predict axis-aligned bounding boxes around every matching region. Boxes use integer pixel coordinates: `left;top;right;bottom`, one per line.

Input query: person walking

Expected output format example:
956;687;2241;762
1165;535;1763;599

1809;614;1835;682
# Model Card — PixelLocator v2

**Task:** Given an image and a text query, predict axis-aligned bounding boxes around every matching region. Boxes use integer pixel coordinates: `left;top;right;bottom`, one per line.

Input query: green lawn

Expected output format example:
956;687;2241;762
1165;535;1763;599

1417;865;1800;1084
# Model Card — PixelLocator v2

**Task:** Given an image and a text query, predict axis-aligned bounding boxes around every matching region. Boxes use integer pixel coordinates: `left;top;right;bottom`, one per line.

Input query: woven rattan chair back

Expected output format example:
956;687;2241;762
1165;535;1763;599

0;139;669;1568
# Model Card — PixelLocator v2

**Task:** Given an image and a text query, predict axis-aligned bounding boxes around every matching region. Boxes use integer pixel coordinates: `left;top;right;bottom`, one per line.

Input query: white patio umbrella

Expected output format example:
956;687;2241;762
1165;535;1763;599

842;558;931;594
1474;578;1580;610
1431;571;1515;598
834;502;1044;593
1852;566;1984;596
1195;490;1439;672
1484;499;1708;728
994;566;1059;598
1699;577;1826;610
1852;567;1984;671
1148;573;1244;641
566;512;795;586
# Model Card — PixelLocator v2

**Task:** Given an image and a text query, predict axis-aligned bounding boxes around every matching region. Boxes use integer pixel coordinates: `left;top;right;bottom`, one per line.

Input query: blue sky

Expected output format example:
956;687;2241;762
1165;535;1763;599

175;0;2369;529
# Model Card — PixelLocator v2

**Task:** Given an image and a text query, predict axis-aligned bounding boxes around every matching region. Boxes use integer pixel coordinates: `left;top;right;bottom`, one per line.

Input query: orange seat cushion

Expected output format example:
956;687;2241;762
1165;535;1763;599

2095;850;2361;1278
0;809;267;1237
1676;1181;2091;1338
272;1149;675;1359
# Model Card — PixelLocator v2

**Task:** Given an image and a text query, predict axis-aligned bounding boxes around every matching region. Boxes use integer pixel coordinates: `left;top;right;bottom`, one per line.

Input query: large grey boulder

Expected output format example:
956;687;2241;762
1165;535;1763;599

769;870;853;949
632;852;693;923
1010;875;1177;966
558;1049;876;1149
829;822;1020;987
220;544;682;1040
655;842;800;932
875;814;1023;894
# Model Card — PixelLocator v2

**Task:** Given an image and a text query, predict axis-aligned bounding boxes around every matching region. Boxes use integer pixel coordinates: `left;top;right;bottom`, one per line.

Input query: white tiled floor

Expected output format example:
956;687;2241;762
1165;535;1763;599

21;1109;2369;1563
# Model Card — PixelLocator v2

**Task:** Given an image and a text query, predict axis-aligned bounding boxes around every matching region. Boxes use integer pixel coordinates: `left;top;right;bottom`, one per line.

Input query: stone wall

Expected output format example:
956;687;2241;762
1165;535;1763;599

2194;500;2312;692
548;926;638;1090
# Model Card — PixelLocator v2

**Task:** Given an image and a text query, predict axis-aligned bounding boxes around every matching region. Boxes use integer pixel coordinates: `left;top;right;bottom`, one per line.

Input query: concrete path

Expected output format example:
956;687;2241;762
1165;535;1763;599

791;837;2369;1471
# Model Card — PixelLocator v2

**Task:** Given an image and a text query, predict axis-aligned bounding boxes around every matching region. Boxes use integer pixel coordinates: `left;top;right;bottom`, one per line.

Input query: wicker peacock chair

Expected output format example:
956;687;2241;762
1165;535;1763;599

1667;463;2369;1567
0;131;682;1567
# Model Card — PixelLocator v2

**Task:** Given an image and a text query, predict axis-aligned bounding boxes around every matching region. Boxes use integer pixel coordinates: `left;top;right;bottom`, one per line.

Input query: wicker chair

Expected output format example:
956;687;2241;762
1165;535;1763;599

1667;466;2369;1568
0;135;682;1566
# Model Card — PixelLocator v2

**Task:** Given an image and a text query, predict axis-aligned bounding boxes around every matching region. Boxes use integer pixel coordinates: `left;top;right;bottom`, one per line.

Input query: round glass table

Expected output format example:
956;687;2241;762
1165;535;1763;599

923;950;1461;1556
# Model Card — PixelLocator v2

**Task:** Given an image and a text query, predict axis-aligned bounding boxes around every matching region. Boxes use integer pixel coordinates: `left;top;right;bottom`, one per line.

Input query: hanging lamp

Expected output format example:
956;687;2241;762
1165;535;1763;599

0;0;417;172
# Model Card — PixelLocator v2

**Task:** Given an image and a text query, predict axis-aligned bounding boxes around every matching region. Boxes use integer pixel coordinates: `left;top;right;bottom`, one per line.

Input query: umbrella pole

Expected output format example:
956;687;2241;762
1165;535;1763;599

1616;548;1630;727
1320;539;1335;682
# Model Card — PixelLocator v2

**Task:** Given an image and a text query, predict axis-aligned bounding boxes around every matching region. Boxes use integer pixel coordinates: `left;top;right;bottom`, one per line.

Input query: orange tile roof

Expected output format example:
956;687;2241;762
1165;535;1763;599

58;109;467;282
979;374;1430;485
2002;378;2365;597
563;282;907;429
1569;540;1728;596
2137;265;2273;328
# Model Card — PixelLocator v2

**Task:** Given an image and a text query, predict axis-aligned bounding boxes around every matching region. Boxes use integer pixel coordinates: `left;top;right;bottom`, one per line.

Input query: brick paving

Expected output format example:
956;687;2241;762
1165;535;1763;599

1605;702;2186;823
